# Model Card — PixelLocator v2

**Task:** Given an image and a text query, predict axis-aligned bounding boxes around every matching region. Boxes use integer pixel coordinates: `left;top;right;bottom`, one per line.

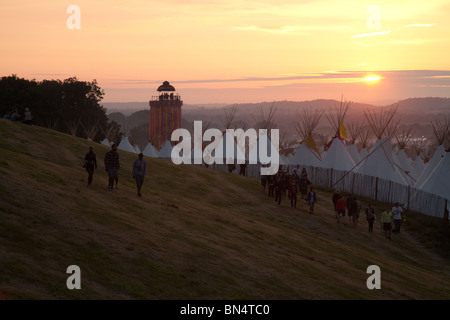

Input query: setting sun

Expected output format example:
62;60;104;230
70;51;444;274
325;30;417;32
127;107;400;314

364;76;382;82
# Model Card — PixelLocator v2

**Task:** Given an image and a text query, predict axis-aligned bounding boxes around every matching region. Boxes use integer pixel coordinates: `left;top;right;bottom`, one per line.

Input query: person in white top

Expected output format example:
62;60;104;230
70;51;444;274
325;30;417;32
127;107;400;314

391;202;404;233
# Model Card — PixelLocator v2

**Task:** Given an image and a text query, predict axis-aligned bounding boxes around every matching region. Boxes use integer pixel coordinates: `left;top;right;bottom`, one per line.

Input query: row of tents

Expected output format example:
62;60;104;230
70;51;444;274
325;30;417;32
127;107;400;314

103;134;449;208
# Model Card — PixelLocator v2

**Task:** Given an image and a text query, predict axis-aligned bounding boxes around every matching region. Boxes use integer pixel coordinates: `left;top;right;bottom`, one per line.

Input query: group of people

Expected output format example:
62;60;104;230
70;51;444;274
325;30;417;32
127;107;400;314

261;166;317;214
83;144;147;197
332;190;362;226
332;189;404;238
3;107;33;124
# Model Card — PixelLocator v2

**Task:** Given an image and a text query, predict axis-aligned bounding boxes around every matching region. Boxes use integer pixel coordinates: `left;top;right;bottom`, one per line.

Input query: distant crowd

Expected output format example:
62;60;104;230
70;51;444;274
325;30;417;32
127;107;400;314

258;164;405;237
261;165;317;214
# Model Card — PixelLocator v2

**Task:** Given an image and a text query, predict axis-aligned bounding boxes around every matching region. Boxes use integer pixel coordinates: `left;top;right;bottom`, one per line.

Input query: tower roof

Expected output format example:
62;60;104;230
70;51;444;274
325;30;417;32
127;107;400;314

157;81;175;92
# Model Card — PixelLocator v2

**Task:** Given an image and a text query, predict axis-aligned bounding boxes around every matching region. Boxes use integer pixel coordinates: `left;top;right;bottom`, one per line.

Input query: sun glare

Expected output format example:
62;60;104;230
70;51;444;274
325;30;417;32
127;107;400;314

364;76;381;82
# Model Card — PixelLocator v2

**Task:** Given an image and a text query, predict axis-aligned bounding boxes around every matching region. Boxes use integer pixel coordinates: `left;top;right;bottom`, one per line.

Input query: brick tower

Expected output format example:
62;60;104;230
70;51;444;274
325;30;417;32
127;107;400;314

148;81;183;150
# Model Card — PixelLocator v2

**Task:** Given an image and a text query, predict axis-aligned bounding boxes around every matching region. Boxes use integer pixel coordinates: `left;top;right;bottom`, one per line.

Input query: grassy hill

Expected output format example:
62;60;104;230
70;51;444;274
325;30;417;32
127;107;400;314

0;119;450;300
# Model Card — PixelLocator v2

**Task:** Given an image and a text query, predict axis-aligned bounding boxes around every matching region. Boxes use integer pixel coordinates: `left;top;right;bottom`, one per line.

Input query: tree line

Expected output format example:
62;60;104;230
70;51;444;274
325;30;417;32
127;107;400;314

0;75;122;144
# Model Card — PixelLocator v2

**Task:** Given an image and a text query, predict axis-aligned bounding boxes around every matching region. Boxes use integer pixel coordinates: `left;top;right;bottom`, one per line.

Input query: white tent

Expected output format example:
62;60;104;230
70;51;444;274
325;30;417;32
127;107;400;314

356;137;408;185
412;155;425;180
117;136;137;153
134;145;142;154
415;145;446;189
142;142;159;158
359;147;369;160
291;141;322;167
419;151;450;202
347;143;361;165
320;137;356;171
101;138;111;147
158;140;173;159
395;149;416;184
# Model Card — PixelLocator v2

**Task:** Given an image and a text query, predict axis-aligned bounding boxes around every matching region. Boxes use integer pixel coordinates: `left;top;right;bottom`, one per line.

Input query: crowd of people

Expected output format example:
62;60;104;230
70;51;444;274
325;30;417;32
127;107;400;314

331;189;404;238
83;143;405;236
261;165;317;214
83;144;147;197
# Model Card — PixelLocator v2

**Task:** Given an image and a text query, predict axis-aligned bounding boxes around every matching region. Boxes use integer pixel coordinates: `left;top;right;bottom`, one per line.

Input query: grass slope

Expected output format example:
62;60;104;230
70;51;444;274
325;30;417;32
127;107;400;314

0;119;449;300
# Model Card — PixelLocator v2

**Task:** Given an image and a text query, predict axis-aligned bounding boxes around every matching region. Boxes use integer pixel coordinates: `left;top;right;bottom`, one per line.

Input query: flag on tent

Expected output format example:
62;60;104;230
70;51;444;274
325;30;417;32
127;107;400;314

304;134;322;160
339;122;348;141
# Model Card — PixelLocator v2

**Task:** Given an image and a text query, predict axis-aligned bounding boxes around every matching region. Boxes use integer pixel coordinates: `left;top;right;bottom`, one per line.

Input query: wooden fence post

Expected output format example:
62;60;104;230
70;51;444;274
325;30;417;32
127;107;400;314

375;177;378;202
442;199;449;249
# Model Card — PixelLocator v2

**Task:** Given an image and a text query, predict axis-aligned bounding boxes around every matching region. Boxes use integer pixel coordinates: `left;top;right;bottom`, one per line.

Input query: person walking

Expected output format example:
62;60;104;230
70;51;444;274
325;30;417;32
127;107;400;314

381;208;393;240
351;196;361;227
132;153;147;197
104;143;120;190
83;146;97;187
307;186;317;215
332;190;341;220
336;196;347;224
392;202;404;233
346;193;355;223
365;204;376;233
288;177;298;208
274;173;282;206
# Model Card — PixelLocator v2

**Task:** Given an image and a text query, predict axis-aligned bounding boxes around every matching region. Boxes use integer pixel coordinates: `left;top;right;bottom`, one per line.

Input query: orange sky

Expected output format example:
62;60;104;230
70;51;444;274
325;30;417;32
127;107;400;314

1;1;450;104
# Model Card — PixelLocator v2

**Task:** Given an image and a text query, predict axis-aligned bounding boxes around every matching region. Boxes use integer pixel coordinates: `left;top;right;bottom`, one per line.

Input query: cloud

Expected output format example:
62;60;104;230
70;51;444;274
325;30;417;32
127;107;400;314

352;30;391;38
233;25;350;34
111;70;450;88
232;25;297;34
404;23;436;28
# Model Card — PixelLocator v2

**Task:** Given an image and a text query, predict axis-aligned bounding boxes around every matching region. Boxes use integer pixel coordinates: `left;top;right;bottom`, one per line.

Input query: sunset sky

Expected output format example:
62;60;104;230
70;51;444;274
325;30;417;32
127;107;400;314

1;0;450;105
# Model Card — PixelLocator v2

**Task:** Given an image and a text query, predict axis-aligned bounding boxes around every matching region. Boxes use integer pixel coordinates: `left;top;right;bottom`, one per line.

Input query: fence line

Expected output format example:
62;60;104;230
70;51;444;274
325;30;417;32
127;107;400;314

239;163;448;219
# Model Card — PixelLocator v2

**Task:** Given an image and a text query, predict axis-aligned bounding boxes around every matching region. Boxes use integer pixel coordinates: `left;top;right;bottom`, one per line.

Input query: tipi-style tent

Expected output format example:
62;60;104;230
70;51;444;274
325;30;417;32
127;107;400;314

415;144;446;189
419;151;450;204
356;106;408;185
134;145;142;154
393;128;416;184
291;107;323;168
320;99;355;171
346;121;364;165
358;126;372;162
321;137;356;171
117;136;137;153
415;117;449;188
143;142;159;158
158;140;173;159
101;138;112;147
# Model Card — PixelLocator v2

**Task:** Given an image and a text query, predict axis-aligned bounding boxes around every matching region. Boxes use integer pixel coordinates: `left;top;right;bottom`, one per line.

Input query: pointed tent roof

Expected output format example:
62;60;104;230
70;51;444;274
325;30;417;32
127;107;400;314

101;138;111;147
158;140;173;159
420;151;450;202
415;145;446;189
395;148;416;184
134;145;142;154
117;136;137;153
356;137;408;185
143;142;159;158
248;131;280;164
412;155;425;179
359;147;369;160
347;143;361;164
320;137;356;171
291;141;322;167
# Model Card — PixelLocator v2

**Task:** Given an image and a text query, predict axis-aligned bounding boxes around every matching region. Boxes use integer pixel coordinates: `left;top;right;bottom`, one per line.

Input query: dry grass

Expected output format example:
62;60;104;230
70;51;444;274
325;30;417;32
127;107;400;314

0;119;450;300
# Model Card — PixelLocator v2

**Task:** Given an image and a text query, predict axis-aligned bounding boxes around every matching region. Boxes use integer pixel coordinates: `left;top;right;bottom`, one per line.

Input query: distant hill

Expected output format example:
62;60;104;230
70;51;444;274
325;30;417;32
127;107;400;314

107;97;449;150
1;119;450;299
